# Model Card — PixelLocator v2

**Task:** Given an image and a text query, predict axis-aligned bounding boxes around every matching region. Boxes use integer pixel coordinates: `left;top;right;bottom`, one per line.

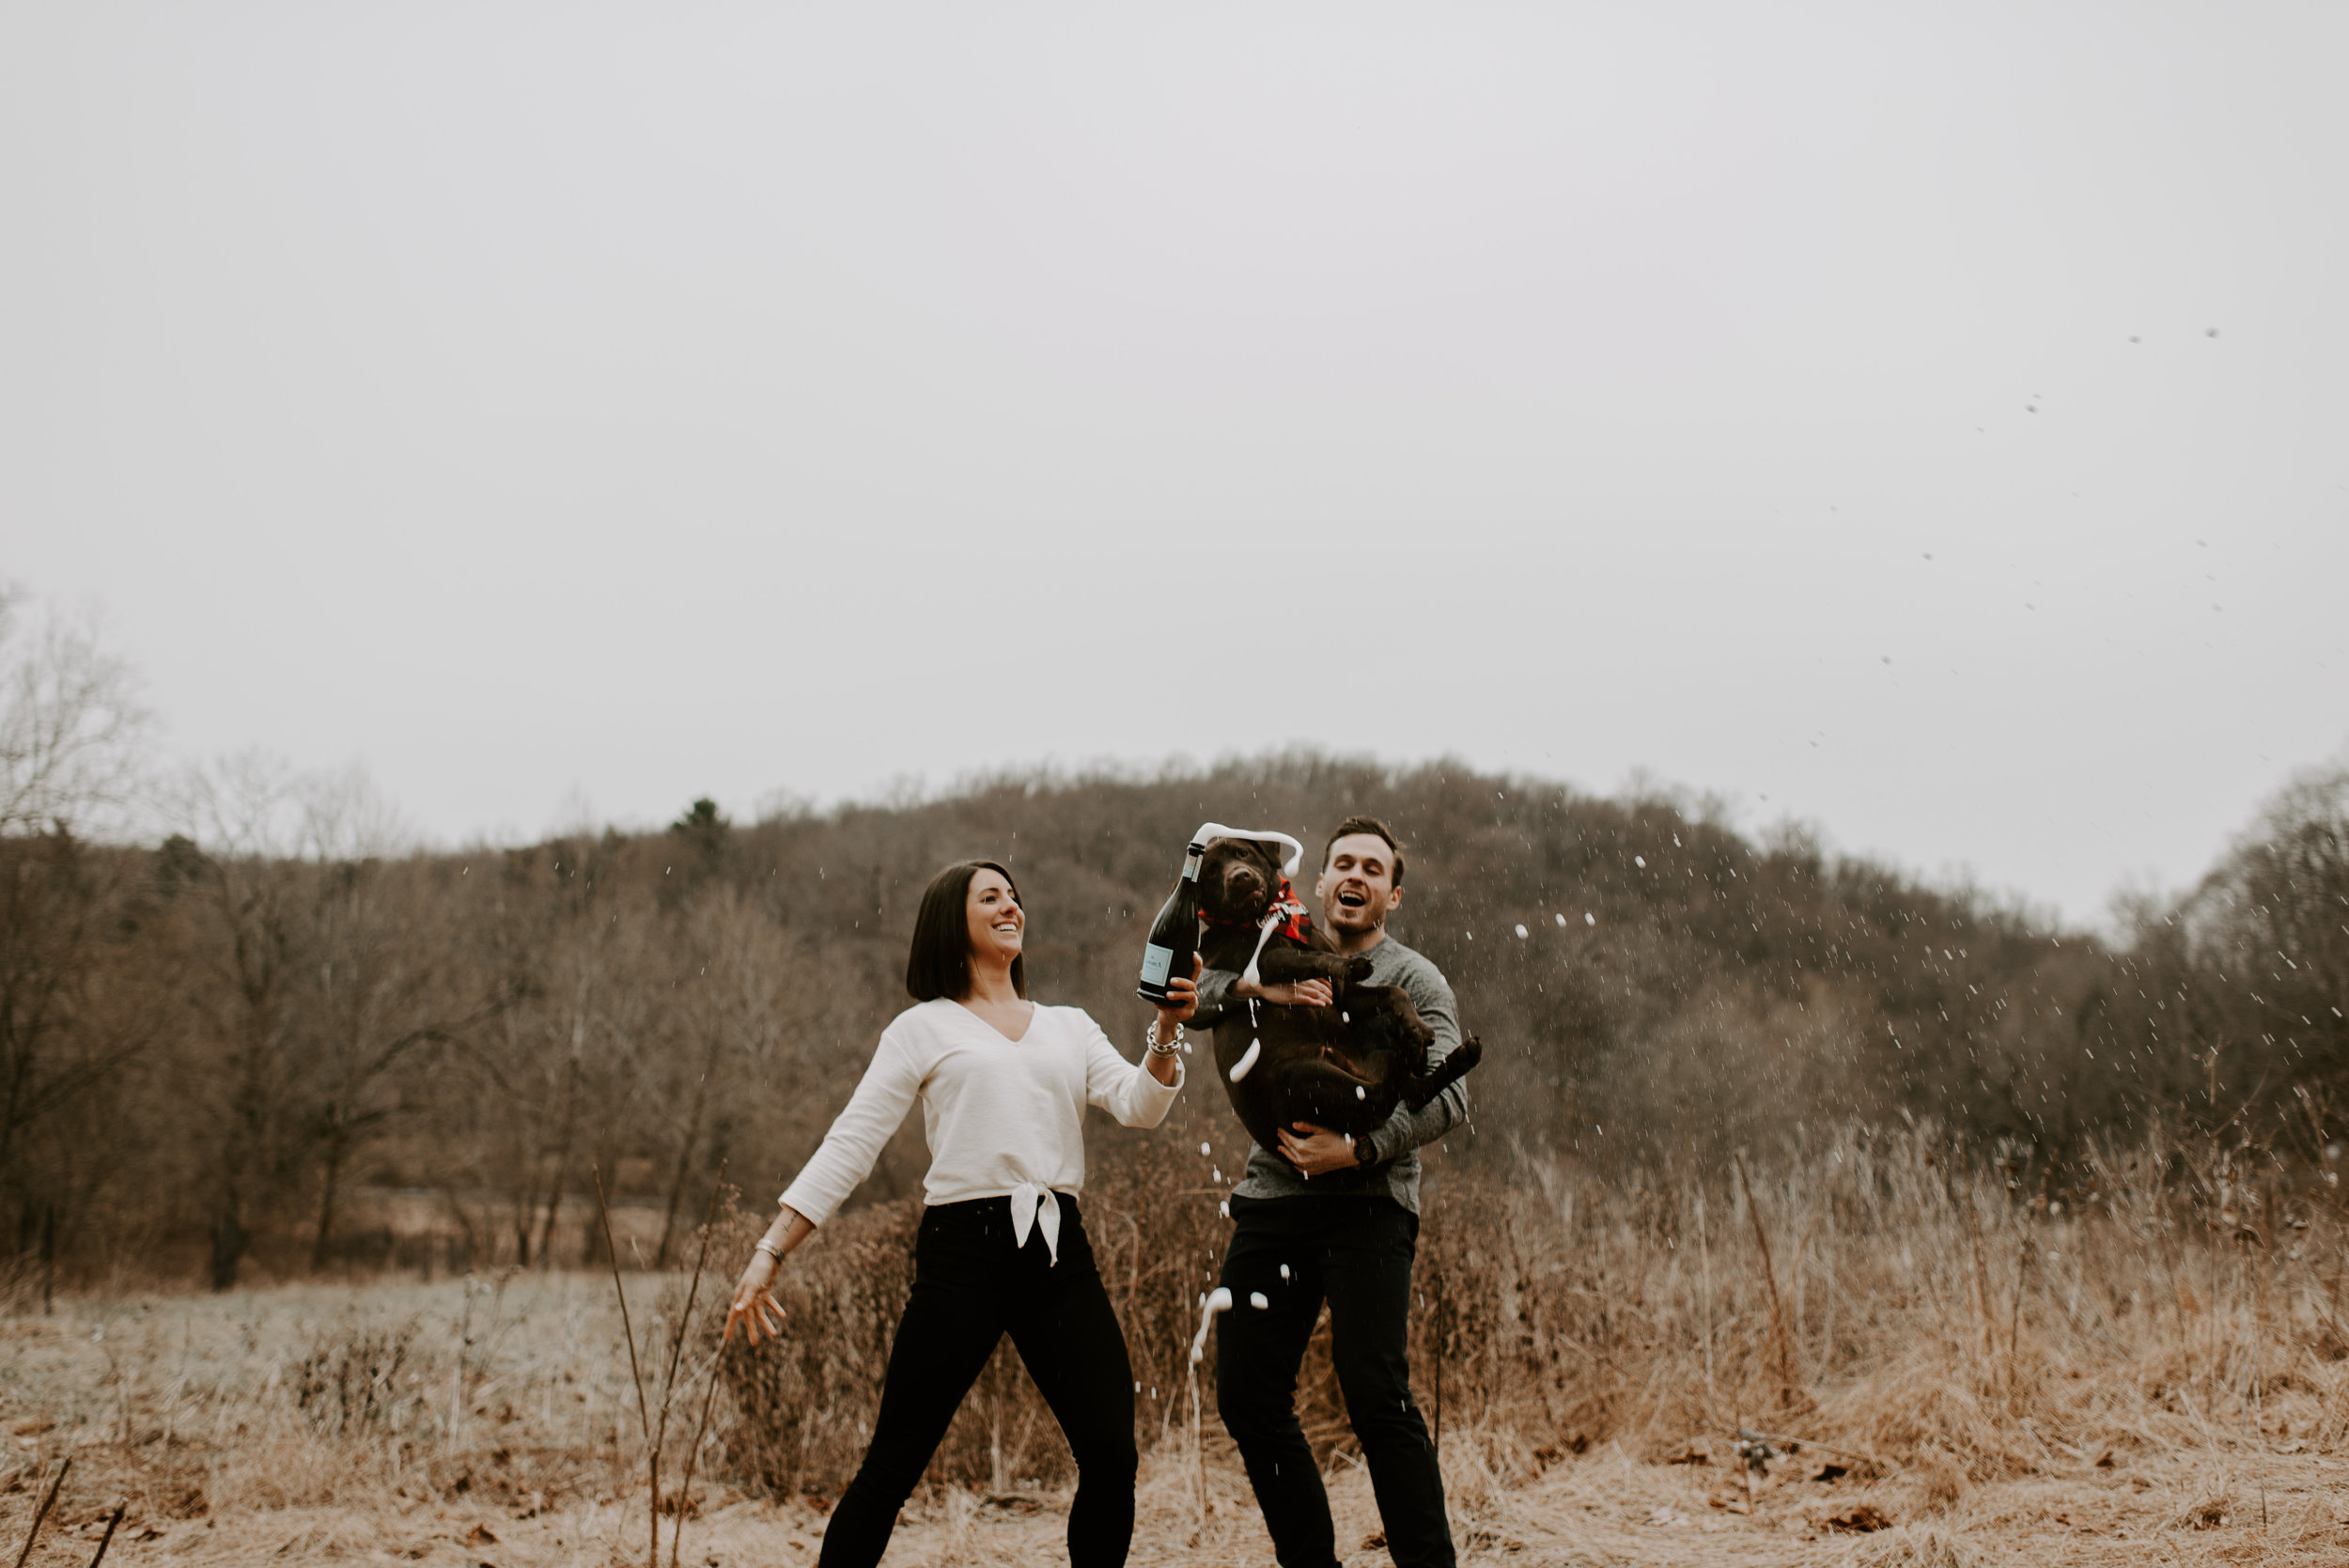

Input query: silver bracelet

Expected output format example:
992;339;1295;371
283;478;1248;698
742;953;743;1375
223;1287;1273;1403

1145;1017;1185;1056
754;1238;785;1263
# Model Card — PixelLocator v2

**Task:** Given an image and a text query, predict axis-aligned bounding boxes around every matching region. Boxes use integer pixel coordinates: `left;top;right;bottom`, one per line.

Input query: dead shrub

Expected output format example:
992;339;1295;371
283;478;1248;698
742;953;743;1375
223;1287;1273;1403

697;1121;2345;1520
2177;1486;2232;1529
710;1135;1235;1498
1844;1524;1982;1568
1900;1447;1967;1512
293;1322;419;1436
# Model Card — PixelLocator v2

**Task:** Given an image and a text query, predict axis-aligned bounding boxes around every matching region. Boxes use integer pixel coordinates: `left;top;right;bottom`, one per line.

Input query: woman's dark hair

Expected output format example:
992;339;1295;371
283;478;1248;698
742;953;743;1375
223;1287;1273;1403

905;860;1027;1002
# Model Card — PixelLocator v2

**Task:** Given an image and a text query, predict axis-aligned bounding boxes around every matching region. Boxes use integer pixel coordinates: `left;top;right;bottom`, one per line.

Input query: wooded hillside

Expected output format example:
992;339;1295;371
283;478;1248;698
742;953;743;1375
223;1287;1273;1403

5;752;2344;1293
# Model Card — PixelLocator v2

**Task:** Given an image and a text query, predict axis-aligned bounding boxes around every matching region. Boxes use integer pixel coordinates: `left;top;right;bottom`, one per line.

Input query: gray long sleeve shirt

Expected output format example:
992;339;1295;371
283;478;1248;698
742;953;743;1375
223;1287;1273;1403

1193;933;1468;1212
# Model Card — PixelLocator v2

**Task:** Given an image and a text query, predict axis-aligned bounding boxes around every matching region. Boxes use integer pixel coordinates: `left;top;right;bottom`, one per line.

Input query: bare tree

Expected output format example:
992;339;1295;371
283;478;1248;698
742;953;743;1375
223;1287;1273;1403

0;586;161;1295
163;754;478;1284
2183;757;2349;1104
0;584;154;837
302;854;500;1269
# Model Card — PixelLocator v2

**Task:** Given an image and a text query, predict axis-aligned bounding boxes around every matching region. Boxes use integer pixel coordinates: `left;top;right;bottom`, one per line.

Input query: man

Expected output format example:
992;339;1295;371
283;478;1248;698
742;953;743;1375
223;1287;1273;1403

1192;815;1464;1568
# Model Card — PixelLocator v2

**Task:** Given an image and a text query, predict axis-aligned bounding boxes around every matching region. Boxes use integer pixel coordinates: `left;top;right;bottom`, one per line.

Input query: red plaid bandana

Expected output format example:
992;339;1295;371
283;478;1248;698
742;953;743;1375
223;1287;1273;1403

1201;873;1315;943
1263;876;1313;943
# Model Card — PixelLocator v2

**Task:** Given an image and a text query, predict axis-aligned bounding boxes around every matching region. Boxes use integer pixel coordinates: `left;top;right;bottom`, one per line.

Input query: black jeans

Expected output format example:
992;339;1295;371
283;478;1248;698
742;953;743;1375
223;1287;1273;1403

819;1196;1138;1568
1216;1195;1455;1568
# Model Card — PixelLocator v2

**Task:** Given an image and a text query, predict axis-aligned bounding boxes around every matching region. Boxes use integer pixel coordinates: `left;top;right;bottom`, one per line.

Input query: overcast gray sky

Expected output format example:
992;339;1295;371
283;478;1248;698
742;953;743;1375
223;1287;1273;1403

5;2;2343;927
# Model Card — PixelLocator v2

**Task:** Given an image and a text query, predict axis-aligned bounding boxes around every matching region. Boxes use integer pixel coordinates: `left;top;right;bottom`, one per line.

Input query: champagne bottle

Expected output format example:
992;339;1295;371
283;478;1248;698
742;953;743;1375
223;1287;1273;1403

1136;840;1205;1005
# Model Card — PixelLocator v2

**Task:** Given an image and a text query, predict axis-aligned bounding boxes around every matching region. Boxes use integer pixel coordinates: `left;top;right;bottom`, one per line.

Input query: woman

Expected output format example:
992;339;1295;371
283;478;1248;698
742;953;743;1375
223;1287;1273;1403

726;859;1195;1568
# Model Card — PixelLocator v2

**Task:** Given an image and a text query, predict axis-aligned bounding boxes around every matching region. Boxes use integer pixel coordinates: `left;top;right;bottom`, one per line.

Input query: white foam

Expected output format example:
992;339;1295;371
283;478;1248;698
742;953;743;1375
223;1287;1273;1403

1189;1286;1234;1362
1229;1038;1262;1081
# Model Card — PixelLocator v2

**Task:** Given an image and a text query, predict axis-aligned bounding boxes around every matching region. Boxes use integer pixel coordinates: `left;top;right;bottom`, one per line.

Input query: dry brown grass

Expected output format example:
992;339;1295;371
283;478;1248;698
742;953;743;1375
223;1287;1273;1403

7;1130;2349;1565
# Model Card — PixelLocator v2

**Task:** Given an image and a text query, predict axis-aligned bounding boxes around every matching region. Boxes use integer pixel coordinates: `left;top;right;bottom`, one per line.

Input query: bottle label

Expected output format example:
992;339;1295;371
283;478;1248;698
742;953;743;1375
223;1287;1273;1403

1139;944;1174;987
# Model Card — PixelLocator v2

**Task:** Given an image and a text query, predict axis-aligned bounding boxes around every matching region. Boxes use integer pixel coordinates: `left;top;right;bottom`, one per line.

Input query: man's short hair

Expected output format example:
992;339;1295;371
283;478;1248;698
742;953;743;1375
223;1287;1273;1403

1321;815;1405;887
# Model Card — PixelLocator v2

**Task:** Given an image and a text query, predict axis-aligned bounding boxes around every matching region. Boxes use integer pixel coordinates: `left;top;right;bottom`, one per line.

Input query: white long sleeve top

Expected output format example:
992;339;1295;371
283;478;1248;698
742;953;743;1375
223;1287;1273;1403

778;1000;1183;1248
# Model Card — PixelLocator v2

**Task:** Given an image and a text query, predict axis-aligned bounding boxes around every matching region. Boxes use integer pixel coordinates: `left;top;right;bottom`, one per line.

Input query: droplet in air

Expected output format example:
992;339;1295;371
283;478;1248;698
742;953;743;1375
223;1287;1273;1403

1250;1292;1270;1310
1279;1263;1291;1281
1356;1085;1366;1100
1200;1142;1211;1157
1554;912;1566;926
1634;856;1646;868
1214;1168;1223;1182
1219;1200;1230;1219
1515;924;1529;939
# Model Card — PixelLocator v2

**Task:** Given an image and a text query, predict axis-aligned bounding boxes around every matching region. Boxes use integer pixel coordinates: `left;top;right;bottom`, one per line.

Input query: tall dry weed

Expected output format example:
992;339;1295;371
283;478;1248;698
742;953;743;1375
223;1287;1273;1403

710;1125;2349;1506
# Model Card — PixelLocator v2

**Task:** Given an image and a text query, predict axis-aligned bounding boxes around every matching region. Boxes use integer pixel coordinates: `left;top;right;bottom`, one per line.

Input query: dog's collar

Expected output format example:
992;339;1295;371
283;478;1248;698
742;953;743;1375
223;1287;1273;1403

1203;874;1313;939
1231;876;1315;987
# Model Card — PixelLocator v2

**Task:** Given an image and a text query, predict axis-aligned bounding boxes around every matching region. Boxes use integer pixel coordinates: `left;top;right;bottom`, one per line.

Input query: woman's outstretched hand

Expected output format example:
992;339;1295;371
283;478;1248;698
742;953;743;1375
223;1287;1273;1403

726;1208;813;1345
726;1253;786;1344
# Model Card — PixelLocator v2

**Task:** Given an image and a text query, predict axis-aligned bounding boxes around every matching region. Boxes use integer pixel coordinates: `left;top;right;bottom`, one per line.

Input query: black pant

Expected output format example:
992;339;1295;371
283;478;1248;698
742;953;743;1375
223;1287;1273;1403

819;1196;1138;1568
1215;1195;1455;1568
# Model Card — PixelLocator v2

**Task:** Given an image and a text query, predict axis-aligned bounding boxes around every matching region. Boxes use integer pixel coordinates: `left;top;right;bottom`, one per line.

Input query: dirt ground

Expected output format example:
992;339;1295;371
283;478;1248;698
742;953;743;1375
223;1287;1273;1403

6;1277;2344;1567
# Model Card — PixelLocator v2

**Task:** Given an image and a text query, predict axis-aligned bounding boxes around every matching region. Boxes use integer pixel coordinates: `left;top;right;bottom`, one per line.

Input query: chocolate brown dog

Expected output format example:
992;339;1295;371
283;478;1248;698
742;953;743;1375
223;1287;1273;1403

1192;836;1481;1156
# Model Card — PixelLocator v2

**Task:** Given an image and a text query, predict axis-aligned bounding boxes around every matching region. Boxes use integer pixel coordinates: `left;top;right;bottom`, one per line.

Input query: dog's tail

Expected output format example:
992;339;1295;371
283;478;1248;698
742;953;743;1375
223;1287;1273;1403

1402;1034;1483;1111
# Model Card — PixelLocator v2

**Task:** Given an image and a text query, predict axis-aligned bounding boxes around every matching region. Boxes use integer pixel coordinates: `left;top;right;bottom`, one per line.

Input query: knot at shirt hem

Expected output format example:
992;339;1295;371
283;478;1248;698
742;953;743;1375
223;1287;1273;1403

1008;1182;1062;1265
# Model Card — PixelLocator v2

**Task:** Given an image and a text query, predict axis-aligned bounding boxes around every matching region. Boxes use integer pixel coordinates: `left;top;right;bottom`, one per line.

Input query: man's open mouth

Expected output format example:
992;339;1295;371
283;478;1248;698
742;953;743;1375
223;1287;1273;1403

1336;890;1367;908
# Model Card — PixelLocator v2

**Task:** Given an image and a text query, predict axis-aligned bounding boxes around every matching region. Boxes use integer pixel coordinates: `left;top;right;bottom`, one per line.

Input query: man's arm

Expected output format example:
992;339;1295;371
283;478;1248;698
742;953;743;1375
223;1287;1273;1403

1192;964;1239;1029
1357;955;1468;1164
1195;964;1335;1029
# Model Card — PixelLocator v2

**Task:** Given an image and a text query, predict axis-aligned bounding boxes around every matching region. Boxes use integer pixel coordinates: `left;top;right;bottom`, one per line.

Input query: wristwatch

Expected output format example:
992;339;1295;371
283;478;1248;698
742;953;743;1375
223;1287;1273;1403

1354;1134;1378;1168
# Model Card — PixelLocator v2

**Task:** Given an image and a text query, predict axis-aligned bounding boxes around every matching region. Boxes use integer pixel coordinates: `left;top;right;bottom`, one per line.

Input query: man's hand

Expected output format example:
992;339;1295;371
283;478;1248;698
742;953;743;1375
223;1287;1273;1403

1277;1121;1358;1177
1235;976;1335;1008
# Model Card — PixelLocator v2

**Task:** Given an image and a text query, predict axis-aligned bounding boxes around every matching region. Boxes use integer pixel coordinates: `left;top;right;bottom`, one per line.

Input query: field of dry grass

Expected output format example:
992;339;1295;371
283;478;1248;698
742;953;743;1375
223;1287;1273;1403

8;1131;2349;1566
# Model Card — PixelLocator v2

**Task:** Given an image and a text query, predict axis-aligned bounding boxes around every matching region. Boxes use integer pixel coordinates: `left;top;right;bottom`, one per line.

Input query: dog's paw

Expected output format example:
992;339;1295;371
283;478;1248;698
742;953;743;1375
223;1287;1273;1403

1345;955;1376;985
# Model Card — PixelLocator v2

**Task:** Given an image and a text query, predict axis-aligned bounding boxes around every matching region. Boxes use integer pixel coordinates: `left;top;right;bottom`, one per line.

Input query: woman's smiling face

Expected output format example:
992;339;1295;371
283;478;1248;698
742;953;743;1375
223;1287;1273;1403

964;867;1024;968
